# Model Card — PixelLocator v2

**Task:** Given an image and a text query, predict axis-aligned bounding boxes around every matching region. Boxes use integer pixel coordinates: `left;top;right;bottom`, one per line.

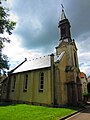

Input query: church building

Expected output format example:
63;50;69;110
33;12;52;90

1;8;82;107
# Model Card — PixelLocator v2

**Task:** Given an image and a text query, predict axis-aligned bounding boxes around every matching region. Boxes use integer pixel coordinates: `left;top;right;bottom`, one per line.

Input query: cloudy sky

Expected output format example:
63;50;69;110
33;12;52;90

2;0;90;76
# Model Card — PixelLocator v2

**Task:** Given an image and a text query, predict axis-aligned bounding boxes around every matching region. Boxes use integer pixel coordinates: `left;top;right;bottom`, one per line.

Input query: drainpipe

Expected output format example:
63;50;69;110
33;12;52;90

50;53;55;105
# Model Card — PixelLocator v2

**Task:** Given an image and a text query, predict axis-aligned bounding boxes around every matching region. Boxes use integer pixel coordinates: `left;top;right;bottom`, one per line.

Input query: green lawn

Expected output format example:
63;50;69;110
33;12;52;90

0;104;77;120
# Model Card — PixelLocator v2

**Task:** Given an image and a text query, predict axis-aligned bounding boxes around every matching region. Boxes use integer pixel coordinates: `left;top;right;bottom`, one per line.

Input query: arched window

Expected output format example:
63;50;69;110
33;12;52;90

61;27;66;37
74;52;77;67
3;84;6;93
23;74;28;92
12;76;16;92
39;72;44;92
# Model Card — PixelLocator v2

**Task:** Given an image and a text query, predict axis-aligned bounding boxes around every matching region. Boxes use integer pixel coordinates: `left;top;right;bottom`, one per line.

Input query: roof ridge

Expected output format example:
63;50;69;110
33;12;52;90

29;54;50;61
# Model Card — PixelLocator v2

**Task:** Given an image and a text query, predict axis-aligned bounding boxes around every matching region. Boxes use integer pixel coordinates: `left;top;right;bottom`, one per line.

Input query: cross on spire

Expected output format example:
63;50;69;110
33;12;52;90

61;4;66;20
61;4;64;11
58;4;72;41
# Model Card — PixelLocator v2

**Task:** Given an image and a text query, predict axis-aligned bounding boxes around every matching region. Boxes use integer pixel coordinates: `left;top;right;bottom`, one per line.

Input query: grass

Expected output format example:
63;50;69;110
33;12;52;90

0;104;78;120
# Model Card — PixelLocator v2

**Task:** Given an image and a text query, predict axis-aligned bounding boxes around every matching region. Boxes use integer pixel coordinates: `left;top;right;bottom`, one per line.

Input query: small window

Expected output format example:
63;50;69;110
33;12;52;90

3;84;7;93
39;72;44;92
61;28;66;34
74;53;77;67
23;74;28;92
12;76;16;92
61;27;66;38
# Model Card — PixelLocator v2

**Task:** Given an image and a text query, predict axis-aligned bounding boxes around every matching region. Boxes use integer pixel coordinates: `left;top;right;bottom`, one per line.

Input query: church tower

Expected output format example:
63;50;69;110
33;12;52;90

56;7;78;68
58;8;71;42
55;7;82;105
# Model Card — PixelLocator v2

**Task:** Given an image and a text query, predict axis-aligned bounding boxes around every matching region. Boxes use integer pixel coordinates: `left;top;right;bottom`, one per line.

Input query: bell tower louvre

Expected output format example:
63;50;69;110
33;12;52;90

58;7;72;42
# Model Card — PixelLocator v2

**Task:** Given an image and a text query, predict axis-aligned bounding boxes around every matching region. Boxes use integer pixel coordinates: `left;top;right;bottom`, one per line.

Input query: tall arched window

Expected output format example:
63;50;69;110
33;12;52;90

39;72;44;92
74;52;77;67
12;76;16;92
23;74;28;92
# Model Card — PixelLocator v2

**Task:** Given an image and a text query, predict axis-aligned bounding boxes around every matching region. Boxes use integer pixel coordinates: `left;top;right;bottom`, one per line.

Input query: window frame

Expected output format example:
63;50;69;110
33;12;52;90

3;83;7;93
61;27;66;38
39;72;44;92
74;52;77;67
23;74;28;92
12;76;16;92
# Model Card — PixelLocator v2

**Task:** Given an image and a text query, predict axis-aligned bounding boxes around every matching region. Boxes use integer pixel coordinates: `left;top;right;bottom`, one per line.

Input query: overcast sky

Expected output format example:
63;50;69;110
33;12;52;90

2;0;90;76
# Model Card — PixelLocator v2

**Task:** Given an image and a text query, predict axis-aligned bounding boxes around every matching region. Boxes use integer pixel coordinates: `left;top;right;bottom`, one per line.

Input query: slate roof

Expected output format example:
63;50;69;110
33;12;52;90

12;51;65;74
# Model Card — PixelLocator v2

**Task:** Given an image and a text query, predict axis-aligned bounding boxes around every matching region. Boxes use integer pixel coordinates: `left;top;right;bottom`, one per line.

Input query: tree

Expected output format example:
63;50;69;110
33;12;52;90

0;0;16;75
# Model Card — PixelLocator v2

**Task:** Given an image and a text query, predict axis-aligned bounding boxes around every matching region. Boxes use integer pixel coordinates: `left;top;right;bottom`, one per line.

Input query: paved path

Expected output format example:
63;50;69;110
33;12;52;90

66;106;90;120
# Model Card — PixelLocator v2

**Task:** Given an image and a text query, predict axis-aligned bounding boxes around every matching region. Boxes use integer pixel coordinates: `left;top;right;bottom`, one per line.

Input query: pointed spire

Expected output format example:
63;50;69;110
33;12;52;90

58;5;72;42
61;9;67;20
61;4;67;20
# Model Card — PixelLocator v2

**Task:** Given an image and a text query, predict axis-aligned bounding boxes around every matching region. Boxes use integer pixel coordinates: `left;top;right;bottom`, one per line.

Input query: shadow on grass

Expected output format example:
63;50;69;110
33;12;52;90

0;102;17;106
0;101;87;111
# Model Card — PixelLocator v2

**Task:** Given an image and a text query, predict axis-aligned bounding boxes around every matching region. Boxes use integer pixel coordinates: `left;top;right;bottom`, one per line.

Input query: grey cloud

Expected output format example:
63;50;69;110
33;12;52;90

18;18;59;53
12;0;90;53
12;0;60;53
6;0;90;75
78;33;90;53
64;0;90;39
